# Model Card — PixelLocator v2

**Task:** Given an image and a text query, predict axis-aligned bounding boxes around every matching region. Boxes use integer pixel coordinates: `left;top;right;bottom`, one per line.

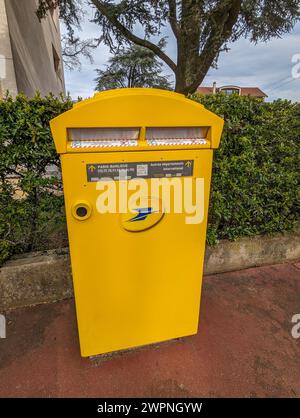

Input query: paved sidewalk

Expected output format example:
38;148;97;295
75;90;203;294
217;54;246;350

0;262;299;397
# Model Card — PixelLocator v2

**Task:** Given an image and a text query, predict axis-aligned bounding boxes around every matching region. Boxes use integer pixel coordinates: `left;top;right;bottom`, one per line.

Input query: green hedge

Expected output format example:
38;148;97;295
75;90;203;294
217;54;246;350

0;93;299;265
0;93;72;265
191;93;300;245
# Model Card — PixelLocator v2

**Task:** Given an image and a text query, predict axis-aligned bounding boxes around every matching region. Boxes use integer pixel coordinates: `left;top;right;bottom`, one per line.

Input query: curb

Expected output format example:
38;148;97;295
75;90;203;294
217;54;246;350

1;229;299;310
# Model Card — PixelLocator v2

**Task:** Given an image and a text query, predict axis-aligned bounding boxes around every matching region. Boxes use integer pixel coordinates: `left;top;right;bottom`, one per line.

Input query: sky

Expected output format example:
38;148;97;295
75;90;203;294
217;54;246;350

61;10;300;102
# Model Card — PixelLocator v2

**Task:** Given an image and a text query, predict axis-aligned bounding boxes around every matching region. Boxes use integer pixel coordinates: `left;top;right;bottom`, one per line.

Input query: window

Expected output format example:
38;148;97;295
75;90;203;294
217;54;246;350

219;87;240;95
52;45;62;81
52;45;60;73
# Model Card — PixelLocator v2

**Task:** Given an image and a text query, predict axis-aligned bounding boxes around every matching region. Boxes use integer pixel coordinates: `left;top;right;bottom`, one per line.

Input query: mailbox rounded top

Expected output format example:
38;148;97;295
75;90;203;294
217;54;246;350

50;88;223;153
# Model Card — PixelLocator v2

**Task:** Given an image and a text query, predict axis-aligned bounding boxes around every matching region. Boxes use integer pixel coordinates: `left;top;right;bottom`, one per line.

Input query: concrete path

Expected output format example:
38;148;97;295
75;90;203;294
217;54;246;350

0;262;299;397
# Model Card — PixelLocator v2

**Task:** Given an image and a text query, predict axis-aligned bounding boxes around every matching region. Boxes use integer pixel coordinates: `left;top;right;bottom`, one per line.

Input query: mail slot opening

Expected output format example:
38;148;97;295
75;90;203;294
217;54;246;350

68;127;140;148
146;126;209;146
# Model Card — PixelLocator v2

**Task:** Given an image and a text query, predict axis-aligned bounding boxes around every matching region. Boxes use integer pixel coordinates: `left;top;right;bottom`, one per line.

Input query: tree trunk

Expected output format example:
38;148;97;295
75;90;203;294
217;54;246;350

174;0;242;95
174;0;203;95
174;70;206;95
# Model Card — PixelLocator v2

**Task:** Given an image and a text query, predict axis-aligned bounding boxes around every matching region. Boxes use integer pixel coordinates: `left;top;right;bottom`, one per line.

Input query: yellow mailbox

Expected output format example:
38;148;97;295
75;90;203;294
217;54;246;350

50;88;223;357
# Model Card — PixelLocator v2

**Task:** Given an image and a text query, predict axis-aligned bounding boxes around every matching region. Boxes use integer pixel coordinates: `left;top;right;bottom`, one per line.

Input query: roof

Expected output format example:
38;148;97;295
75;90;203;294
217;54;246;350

239;87;267;97
197;86;267;97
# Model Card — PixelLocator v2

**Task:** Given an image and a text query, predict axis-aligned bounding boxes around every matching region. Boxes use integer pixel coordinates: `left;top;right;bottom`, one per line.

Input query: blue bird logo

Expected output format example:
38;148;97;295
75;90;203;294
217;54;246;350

128;207;157;222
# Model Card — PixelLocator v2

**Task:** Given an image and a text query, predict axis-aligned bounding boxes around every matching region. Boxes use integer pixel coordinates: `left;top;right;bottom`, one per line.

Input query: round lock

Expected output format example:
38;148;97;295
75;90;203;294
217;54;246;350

72;201;92;221
76;206;88;217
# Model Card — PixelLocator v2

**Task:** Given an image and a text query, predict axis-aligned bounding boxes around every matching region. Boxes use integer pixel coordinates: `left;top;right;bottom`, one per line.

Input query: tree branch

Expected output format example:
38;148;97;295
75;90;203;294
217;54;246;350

90;0;177;72
167;0;179;39
185;0;242;94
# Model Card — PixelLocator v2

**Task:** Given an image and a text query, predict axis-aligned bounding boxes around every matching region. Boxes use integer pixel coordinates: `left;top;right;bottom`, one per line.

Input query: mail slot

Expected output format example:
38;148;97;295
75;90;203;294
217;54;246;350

50;88;224;357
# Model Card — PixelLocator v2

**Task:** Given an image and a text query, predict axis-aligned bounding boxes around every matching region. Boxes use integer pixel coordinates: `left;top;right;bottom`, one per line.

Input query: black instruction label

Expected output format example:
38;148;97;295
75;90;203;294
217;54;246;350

86;160;194;181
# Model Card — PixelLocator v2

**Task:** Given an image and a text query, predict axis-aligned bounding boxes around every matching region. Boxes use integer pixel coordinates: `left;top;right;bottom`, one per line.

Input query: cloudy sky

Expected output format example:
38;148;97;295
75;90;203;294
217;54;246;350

62;10;300;102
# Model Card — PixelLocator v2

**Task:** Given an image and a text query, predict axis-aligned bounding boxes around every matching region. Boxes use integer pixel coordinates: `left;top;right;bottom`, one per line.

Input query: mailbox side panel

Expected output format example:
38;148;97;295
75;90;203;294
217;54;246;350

61;149;213;357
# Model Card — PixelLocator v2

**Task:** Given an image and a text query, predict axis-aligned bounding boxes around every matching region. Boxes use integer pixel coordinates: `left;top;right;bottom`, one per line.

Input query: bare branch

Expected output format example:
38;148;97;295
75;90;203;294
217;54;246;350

90;0;177;72
62;35;101;70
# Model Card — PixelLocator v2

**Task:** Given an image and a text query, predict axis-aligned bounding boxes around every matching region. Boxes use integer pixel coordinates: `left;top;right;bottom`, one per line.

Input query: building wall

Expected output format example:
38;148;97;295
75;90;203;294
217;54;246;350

0;0;18;97
1;0;65;97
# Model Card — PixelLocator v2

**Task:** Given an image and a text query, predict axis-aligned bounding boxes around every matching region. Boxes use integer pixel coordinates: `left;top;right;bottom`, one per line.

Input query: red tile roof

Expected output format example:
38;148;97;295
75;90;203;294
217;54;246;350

197;86;267;97
197;87;215;95
239;87;267;97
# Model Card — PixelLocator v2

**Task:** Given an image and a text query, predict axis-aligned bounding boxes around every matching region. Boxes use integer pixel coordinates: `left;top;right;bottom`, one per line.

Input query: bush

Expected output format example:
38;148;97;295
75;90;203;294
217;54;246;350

0;93;72;265
191;93;300;245
0;93;299;265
